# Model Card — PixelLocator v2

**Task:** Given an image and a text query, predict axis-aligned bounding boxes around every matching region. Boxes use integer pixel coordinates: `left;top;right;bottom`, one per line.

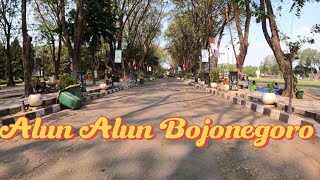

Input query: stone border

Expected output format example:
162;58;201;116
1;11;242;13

0;97;57;117
225;90;320;123
0;83;139;127
0;82;140;118
190;82;320;138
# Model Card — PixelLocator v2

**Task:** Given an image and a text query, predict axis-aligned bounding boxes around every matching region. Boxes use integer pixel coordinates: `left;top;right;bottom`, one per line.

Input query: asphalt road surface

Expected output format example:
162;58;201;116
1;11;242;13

0;79;319;180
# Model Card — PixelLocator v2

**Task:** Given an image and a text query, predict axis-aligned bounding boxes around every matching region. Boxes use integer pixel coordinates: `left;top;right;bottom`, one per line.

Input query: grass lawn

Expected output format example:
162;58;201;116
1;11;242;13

251;78;320;87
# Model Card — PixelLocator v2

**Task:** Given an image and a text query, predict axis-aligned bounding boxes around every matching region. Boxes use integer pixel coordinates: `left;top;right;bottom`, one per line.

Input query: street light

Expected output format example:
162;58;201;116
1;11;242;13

288;56;299;114
208;45;211;88
287;55;294;114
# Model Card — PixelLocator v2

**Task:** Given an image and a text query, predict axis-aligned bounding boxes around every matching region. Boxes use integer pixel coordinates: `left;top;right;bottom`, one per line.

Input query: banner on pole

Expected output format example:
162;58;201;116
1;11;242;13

209;39;220;58
201;49;209;63
115;50;122;63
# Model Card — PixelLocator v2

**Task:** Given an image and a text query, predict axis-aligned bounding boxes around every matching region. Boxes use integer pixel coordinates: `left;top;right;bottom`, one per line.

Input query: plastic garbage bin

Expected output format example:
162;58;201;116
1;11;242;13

64;84;82;98
58;91;82;110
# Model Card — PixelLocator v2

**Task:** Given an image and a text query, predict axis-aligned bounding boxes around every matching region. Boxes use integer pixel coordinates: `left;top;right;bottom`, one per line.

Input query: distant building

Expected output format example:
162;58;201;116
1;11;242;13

218;47;236;65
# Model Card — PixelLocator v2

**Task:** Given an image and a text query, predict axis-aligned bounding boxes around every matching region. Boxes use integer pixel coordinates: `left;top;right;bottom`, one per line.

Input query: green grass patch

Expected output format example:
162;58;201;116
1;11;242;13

0;79;23;85
251;78;320;87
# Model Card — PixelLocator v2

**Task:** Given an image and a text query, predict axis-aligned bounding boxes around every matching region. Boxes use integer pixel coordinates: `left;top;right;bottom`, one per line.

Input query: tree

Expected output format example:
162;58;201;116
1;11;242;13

260;55;281;76
226;0;251;75
166;0;227;74
243;66;257;77
83;0;117;85
60;0;85;79
34;0;63;80
0;42;5;78
255;0;317;97
11;38;23;79
22;0;34;96
298;48;320;74
0;0;19;86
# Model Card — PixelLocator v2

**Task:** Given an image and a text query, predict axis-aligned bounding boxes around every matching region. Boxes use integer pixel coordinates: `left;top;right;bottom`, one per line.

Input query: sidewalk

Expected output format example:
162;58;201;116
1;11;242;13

237;89;320;117
0;86;103;118
0;86;24;93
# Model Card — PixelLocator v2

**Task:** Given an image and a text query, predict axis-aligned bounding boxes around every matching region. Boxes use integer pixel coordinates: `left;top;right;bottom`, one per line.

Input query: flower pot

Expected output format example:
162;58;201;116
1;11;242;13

262;93;276;105
99;83;108;90
28;94;43;107
211;83;218;89
224;85;229;92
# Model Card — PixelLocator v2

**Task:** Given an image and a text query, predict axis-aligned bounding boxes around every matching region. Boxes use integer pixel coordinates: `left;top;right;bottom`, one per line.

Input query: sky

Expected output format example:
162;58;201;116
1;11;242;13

160;1;320;67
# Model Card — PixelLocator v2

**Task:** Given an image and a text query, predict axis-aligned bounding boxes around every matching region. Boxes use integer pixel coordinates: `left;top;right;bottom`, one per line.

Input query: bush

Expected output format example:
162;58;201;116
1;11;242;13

210;68;220;83
184;73;194;79
58;74;76;90
198;69;205;81
138;71;145;79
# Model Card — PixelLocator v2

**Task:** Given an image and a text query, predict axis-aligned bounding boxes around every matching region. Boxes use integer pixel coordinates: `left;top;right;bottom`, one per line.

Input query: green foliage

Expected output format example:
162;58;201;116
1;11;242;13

210;68;220;83
184;73;194;79
165;0;226;73
11;38;23;79
198;69;205;81
130;71;137;80
137;71;145;79
58;74;76;90
83;0;117;51
243;66;258;77
260;55;281;75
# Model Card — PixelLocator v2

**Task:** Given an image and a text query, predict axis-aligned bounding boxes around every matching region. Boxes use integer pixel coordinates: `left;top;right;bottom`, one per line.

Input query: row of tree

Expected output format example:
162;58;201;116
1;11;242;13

0;0;166;96
165;0;319;97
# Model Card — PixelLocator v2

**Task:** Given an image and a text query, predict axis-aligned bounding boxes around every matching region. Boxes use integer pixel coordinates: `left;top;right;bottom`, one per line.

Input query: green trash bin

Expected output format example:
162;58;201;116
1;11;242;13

64;84;82;98
296;91;304;99
58;91;82;110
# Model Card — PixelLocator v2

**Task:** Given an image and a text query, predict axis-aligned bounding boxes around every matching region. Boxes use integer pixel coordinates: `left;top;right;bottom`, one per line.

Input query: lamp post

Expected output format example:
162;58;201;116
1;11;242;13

208;45;211;88
288;56;300;114
287;55;293;113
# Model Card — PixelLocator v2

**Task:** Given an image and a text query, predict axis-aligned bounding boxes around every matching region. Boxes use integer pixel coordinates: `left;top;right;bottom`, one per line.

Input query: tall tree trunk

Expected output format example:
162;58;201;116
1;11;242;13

227;0;251;76
5;29;15;86
56;33;62;80
50;35;57;79
22;0;33;97
60;0;73;58
260;0;294;97
73;0;85;80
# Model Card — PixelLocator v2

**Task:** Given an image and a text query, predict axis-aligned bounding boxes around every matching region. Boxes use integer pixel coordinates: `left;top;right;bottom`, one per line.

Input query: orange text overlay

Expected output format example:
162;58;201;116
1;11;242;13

0;117;316;148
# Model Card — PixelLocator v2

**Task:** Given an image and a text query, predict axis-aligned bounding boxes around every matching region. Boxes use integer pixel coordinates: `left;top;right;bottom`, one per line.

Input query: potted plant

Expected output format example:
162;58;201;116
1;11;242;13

99;83;108;90
28;94;43;107
262;87;277;105
210;68;220;89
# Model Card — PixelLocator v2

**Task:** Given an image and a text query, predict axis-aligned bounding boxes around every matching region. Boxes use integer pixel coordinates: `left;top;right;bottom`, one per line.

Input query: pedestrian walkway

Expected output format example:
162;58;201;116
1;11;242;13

0;86;100;111
239;89;320;114
0;86;24;93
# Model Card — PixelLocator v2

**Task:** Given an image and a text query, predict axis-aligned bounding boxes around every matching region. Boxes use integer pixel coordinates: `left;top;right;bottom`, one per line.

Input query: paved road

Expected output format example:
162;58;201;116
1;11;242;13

0;79;319;179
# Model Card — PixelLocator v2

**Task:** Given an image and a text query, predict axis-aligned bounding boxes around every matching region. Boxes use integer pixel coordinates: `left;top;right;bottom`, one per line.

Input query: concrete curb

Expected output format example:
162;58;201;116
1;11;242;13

223;90;320;123
0;97;57;117
0;83;139;126
190;82;320;138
